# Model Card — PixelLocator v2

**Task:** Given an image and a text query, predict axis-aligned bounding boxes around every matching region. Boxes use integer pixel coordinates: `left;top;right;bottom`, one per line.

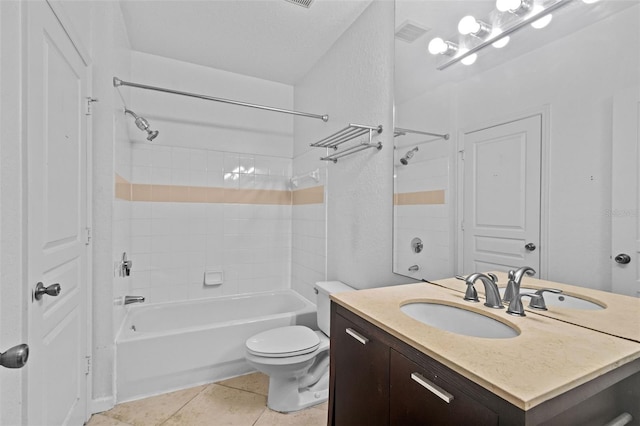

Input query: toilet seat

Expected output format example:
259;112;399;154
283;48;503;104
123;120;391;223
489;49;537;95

246;326;320;358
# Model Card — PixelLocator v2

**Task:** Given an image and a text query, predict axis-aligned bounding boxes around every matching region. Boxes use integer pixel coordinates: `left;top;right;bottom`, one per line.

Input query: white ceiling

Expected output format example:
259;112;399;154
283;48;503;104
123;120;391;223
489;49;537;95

119;0;373;85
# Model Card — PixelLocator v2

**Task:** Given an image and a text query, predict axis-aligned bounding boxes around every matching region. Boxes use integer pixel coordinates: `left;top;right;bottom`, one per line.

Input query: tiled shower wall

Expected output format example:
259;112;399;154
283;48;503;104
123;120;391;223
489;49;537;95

122;143;292;304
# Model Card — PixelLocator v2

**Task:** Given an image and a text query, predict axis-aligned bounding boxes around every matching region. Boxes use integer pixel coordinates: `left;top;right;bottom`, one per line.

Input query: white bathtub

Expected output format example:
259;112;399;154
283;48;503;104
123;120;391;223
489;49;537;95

115;290;317;402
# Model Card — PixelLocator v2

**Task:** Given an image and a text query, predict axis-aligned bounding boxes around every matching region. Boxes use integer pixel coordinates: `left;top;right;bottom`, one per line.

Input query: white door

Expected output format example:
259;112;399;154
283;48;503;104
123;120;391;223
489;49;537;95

26;1;90;424
612;87;640;297
462;115;542;275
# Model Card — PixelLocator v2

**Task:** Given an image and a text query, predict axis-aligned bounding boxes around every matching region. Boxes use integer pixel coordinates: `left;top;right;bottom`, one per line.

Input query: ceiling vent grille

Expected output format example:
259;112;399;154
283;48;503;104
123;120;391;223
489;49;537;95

284;0;314;8
395;20;430;43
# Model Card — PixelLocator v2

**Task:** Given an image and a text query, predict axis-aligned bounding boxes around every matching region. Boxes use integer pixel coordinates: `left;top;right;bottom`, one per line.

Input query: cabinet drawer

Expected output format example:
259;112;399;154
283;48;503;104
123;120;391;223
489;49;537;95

332;312;389;426
390;349;498;425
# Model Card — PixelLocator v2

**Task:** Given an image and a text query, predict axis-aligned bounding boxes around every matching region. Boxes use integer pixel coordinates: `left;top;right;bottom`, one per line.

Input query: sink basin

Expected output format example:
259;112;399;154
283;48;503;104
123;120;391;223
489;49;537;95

499;288;605;310
400;302;519;339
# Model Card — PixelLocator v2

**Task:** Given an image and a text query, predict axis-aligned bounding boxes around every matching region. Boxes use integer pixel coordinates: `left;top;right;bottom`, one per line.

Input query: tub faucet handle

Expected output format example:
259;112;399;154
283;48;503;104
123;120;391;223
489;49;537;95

120;252;133;277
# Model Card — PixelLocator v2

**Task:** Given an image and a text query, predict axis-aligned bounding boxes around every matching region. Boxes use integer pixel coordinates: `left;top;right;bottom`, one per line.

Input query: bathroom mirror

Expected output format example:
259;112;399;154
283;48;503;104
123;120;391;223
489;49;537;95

393;0;640;296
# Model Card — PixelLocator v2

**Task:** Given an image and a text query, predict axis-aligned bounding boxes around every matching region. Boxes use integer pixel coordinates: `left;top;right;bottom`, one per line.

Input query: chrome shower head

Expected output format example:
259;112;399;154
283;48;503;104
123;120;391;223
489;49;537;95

400;147;419;165
124;109;159;142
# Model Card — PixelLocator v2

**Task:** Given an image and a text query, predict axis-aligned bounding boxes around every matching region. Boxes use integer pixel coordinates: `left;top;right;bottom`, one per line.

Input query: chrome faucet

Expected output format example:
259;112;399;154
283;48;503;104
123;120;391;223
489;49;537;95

459;273;503;309
124;295;145;305
507;293;543;316
503;266;536;303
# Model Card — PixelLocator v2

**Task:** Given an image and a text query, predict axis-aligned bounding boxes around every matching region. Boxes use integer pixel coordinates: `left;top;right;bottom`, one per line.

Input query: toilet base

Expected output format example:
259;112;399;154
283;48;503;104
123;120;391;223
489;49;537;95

266;368;329;413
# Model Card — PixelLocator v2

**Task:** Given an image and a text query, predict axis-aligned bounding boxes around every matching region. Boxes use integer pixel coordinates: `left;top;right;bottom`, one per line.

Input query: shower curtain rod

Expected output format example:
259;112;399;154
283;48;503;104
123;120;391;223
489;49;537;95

113;77;329;122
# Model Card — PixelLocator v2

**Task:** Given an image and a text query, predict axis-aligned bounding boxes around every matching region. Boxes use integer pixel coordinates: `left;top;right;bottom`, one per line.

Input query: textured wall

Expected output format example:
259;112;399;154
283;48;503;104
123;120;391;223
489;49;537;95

294;1;409;289
90;1;132;408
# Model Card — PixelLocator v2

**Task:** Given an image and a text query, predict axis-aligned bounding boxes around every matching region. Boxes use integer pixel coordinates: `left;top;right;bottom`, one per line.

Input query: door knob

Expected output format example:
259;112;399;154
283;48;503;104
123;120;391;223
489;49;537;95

0;344;29;369
34;282;61;301
524;243;536;251
614;253;631;264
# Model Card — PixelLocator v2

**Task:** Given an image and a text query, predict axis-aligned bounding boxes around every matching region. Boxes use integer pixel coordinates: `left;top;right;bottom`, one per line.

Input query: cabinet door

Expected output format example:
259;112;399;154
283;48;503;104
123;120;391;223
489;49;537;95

390;349;498;426
332;313;389;426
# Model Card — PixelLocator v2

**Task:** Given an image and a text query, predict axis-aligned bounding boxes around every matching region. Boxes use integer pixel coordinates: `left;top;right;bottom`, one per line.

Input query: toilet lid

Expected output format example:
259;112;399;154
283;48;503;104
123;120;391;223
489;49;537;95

246;326;320;358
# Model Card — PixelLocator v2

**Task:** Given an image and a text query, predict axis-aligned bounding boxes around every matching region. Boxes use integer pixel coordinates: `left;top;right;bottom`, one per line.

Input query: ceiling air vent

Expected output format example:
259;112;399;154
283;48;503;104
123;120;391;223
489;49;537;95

395;20;430;43
284;0;314;8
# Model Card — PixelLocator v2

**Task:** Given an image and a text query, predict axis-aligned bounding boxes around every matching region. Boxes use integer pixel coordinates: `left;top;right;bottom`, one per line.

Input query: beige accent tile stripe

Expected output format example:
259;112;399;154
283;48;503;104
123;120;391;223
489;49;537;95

116;175;324;206
292;186;324;205
115;174;132;201
394;190;445;205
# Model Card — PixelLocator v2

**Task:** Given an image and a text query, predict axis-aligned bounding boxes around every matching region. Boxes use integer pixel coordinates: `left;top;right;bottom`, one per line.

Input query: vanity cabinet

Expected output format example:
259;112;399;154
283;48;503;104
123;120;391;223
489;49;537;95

389;349;498;425
330;310;389;425
328;302;640;426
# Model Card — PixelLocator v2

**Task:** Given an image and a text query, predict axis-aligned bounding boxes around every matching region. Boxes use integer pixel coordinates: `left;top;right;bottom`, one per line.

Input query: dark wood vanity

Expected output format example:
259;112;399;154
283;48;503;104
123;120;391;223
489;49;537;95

328;303;640;426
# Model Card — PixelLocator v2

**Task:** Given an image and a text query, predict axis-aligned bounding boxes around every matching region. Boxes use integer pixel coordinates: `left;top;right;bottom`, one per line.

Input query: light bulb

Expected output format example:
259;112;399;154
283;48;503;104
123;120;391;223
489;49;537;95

428;37;447;55
461;53;477;66
530;6;553;29
491;29;510;48
428;38;457;56
496;0;522;12
458;16;480;35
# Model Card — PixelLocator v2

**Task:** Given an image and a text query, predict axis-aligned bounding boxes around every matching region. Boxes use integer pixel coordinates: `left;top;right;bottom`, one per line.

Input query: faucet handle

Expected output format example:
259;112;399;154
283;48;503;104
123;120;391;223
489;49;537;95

528;288;563;310
463;282;479;303
507;293;542;317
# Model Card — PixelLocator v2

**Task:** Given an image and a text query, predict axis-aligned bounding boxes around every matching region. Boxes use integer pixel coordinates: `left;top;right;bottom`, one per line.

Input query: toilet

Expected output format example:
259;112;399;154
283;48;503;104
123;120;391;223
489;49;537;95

245;281;354;413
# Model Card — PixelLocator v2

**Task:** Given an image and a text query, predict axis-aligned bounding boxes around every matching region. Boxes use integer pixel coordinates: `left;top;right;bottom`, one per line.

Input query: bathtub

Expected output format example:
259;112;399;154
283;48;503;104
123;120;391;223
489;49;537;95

115;290;317;402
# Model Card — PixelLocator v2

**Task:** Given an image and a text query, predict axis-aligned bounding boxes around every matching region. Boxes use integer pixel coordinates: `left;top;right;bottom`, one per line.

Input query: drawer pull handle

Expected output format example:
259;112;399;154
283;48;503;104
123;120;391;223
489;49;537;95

345;328;369;345
411;372;454;403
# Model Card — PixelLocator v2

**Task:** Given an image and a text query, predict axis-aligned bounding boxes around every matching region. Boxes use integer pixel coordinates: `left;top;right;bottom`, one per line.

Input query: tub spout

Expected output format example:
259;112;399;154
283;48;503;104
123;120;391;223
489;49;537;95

124;295;145;305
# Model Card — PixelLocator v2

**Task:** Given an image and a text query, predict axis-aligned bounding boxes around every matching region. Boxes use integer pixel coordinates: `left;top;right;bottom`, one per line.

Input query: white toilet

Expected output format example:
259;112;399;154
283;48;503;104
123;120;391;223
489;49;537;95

245;281;354;413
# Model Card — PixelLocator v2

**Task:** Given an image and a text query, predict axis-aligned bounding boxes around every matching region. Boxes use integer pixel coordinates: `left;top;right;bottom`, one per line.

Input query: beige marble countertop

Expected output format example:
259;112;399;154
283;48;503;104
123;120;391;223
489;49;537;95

432;272;640;343
331;283;640;410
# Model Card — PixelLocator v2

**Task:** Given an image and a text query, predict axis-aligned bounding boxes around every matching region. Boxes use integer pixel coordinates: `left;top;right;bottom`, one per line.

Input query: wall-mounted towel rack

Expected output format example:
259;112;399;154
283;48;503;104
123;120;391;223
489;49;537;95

310;123;383;163
290;168;320;187
394;127;449;140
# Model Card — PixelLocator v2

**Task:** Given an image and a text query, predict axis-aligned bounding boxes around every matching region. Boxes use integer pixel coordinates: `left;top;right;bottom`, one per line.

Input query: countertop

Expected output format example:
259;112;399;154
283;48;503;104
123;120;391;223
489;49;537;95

331;282;640;410
433;272;640;343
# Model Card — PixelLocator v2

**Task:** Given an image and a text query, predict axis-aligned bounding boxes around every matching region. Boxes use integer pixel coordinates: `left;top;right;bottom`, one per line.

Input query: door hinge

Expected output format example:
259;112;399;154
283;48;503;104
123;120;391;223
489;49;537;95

85;97;98;116
83;227;92;245
460;222;465;231
458;149;465;161
85;356;91;375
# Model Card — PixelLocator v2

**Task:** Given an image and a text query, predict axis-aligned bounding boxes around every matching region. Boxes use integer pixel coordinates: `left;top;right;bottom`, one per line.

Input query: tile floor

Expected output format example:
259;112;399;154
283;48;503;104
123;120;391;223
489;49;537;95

86;373;328;426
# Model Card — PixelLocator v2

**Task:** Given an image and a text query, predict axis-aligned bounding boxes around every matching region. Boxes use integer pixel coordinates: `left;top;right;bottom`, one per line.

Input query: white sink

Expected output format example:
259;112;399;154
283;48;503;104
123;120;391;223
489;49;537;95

499;288;605;310
400;302;519;339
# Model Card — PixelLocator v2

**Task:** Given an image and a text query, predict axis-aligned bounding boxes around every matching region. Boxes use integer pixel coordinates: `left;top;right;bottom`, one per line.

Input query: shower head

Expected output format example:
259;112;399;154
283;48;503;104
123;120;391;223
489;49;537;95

124;109;159;142
400;147;419;165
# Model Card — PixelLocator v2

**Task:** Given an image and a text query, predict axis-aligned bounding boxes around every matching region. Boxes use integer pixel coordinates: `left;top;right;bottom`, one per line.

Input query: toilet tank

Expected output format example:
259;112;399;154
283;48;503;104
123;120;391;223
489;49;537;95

315;281;354;336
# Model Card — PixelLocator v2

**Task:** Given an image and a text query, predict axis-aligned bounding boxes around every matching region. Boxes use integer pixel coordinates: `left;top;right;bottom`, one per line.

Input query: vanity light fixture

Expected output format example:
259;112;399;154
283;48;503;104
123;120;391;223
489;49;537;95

530;5;553;29
458;16;493;38
431;0;573;70
427;37;458;56
496;0;532;15
490;30;510;48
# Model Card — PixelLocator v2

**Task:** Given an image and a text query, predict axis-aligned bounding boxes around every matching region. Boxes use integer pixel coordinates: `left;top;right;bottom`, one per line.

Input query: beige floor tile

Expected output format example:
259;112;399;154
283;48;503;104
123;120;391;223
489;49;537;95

85;413;132;426
216;372;269;396
310;401;328;413
253;406;327;426
163;384;267;426
102;385;206;426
